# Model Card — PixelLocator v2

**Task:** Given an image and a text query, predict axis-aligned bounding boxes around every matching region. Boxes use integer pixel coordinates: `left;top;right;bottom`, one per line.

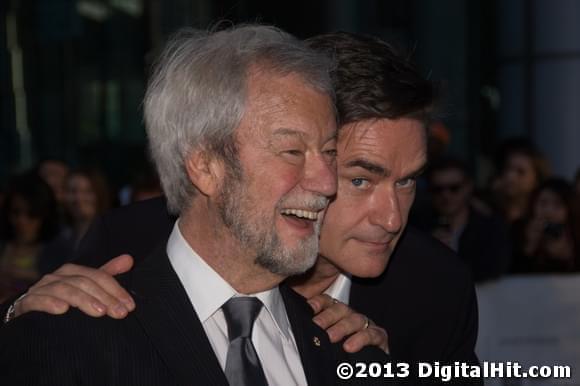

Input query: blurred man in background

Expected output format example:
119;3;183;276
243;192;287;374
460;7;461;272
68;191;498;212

422;157;511;282
36;158;69;207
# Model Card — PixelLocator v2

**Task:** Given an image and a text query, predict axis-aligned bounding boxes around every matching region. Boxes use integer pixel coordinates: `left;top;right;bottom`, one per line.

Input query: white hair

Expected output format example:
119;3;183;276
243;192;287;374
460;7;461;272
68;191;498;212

144;24;335;214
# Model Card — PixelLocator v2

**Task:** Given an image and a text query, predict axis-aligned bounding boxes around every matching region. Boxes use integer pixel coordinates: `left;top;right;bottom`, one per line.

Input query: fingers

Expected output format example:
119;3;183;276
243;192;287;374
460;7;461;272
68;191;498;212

324;311;367;343
307;294;390;354
342;322;390;354
13;256;136;320
307;293;337;313
308;294;353;331
100;254;134;276
15;294;70;317
17;279;124;319
54;260;136;310
308;294;365;341
34;276;131;319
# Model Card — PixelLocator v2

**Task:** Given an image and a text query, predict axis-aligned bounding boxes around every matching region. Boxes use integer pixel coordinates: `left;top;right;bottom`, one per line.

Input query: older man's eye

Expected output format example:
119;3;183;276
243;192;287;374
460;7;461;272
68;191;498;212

324;149;337;157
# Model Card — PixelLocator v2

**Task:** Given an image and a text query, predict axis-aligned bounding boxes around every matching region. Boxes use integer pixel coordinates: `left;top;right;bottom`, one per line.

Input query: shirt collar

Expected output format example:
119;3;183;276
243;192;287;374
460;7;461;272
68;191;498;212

166;221;293;340
324;272;352;304
248;286;293;342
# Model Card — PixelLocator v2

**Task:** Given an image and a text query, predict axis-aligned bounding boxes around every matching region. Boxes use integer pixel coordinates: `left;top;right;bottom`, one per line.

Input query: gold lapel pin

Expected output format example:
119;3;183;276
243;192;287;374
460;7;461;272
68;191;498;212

313;336;321;347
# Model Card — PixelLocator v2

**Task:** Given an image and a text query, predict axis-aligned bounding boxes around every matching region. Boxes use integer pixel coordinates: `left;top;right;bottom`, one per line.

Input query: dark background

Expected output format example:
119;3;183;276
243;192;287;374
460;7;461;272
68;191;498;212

1;0;579;190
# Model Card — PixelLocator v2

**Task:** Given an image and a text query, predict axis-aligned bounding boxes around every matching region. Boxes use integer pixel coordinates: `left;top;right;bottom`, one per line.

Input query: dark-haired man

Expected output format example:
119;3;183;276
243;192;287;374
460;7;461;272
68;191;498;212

4;31;481;384
420;157;511;282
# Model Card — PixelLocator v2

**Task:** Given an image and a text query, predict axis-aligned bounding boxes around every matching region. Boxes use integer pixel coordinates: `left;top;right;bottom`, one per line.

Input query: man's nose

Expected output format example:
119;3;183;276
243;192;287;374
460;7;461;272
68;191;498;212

368;188;402;234
301;152;337;198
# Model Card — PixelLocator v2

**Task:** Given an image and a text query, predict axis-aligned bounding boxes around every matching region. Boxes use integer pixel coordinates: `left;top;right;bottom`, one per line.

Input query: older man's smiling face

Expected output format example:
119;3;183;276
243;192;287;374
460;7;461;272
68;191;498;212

216;68;338;277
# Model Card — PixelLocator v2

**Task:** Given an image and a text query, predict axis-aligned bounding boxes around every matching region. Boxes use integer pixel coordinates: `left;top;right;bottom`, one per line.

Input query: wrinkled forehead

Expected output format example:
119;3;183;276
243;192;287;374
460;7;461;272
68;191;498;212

337;118;427;151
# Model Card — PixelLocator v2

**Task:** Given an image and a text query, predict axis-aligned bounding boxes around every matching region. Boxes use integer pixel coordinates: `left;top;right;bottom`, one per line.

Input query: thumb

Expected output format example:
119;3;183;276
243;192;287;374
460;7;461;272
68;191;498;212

99;254;134;276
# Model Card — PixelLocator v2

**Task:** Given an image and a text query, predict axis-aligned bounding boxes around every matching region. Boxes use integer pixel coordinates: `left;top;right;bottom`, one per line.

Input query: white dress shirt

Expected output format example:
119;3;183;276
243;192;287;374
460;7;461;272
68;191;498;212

324;272;352;305
167;222;308;386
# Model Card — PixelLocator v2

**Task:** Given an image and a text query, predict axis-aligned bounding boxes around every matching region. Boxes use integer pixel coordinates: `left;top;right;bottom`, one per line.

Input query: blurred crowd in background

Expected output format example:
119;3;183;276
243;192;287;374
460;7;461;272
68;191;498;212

412;132;580;283
0;157;162;301
1;123;579;303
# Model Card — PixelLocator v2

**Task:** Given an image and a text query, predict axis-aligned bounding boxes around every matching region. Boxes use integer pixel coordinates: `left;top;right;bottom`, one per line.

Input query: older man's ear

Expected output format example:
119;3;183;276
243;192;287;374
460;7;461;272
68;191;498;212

184;150;226;198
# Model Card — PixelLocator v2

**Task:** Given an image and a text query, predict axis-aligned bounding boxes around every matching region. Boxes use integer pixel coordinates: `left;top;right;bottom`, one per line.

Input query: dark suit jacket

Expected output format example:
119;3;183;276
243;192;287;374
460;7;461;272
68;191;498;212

351;227;479;365
0;237;389;385
415;206;511;283
458;208;511;282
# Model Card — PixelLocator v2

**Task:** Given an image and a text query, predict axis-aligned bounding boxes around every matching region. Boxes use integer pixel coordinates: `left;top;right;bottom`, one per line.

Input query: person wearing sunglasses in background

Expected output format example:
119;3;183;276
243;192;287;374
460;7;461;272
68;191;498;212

422;157;511;283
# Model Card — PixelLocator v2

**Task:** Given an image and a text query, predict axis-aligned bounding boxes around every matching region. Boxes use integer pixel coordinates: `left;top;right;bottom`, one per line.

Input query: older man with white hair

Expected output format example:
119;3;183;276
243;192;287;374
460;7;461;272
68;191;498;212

0;25;387;386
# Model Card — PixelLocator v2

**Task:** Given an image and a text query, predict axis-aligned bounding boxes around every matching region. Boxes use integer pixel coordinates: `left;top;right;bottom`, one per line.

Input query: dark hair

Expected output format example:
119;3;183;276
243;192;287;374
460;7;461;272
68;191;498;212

531;177;580;261
495;137;549;182
306;31;436;126
427;157;470;182
130;169;162;202
532;178;575;221
0;172;58;242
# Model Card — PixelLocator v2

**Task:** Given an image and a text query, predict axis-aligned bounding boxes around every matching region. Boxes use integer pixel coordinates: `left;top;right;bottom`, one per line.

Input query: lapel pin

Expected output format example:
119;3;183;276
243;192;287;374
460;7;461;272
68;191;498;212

313;336;321;347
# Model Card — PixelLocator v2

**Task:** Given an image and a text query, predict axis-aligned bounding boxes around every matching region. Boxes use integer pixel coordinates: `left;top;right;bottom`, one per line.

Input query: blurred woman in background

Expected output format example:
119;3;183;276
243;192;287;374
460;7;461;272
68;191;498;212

0;173;57;301
512;178;580;273
491;138;549;225
38;167;111;273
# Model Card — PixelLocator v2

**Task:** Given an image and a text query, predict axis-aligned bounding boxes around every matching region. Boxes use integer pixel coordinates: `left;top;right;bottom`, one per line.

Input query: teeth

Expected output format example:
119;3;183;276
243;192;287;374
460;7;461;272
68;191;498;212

281;208;318;220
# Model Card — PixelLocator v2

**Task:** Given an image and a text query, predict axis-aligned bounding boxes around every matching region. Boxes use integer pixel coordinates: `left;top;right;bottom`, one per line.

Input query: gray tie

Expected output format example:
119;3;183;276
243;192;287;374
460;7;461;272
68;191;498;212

222;297;268;386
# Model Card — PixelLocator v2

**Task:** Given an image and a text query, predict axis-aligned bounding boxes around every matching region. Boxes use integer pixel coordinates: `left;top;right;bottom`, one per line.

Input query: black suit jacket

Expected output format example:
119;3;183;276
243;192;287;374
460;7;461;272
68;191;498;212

351;227;479;365
414;206;511;283
0;237;389;385
458;208;511;282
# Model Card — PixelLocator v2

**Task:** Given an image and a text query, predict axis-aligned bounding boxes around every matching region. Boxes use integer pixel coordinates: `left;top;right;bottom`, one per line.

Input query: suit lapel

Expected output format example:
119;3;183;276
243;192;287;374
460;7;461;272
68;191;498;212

280;284;337;386
124;246;344;386
127;246;229;386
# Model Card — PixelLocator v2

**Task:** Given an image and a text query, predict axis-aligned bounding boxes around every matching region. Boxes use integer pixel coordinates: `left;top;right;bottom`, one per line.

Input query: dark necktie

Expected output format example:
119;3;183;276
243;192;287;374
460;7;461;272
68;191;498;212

222;297;268;386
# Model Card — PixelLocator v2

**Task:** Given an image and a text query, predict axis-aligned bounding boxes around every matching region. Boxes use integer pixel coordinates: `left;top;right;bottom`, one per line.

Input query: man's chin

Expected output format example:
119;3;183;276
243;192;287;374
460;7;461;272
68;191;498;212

255;248;319;277
346;257;390;278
